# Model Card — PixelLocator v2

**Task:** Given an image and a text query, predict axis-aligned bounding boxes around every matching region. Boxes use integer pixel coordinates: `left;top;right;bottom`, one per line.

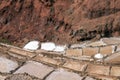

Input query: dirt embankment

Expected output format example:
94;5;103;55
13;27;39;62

0;0;120;46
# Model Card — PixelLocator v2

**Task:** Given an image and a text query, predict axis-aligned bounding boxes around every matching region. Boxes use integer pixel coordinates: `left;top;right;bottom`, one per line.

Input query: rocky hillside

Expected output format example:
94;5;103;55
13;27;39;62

0;0;120;46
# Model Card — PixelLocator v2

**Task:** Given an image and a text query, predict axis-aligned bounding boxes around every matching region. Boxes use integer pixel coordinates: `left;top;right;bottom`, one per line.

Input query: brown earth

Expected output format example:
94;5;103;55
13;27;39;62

0;0;120;46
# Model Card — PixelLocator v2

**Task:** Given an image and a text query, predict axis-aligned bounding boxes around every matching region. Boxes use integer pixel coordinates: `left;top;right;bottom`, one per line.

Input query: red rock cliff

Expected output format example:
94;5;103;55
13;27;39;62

0;0;120;46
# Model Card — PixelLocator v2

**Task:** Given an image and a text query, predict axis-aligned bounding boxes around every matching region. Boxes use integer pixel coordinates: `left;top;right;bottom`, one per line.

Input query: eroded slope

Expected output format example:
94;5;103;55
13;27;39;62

0;0;120;46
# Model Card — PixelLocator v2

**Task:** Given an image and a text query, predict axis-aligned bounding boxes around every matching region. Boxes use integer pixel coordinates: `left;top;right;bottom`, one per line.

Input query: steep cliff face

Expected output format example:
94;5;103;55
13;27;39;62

0;0;120;46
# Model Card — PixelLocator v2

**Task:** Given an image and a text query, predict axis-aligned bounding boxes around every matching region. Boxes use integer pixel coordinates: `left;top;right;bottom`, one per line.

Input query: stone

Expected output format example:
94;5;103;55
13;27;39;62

23;41;40;50
41;42;55;51
104;52;120;64
111;66;120;77
34;54;62;66
0;45;9;51
63;60;88;72
86;40;106;47
86;64;110;76
0;75;7;80
36;50;63;55
116;44;120;52
84;76;95;80
102;37;120;45
45;69;83;80
83;47;99;56
78;56;93;61
49;51;65;55
14;61;54;79
100;46;115;55
5;74;33;80
9;48;35;57
0;43;11;50
5;73;41;80
8;52;25;59
70;43;86;49
0;57;18;73
92;75;117;80
35;49;46;53
65;49;82;57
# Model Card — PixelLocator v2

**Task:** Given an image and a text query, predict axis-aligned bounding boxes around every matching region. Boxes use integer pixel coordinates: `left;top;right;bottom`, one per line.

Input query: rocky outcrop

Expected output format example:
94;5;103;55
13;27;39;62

0;0;120;46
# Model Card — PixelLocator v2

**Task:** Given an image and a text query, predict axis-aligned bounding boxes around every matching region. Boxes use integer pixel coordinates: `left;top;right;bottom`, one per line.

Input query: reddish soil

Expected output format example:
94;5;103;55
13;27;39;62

0;0;120;46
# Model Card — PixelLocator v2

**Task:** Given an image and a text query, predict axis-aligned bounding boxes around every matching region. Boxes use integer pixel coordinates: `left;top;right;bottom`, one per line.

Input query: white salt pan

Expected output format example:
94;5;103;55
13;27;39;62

41;42;55;51
94;53;104;59
54;45;66;52
23;41;40;50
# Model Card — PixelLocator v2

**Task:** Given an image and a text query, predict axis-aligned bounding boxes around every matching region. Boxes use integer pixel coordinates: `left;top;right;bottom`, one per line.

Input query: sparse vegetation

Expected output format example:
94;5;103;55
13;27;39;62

0;38;12;44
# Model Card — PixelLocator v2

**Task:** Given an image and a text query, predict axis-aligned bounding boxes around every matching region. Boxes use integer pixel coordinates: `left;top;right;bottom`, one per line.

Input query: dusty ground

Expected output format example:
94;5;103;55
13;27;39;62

0;0;120;46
